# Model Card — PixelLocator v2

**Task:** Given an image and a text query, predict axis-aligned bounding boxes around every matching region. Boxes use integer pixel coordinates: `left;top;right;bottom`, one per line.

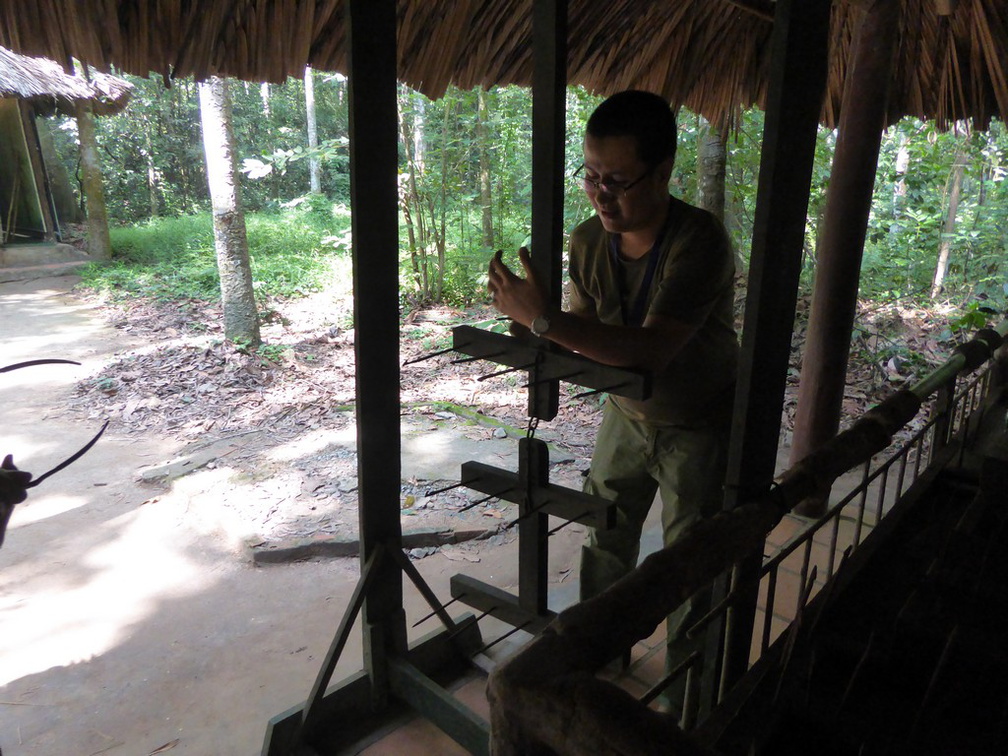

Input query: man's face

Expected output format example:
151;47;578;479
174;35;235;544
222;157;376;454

581;133;671;235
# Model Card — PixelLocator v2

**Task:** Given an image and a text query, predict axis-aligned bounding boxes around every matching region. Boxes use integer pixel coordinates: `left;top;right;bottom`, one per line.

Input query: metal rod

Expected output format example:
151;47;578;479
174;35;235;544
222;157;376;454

474;620;533;656
827;513;840;580
571;381;629;400
504;498;551;530
447;606;497;641
547;510;591;536
810;547;850;639
772;566;818;705
451;350;506;365
459;486;514;512
478;362;536;381
874;465;889;524
761;567;778;653
639;650;701;706
895;444;910;501
425;481;467;497
521;370;583;388
411;595;463;628
853;461;870;544
797;539;813;616
402;346;458;366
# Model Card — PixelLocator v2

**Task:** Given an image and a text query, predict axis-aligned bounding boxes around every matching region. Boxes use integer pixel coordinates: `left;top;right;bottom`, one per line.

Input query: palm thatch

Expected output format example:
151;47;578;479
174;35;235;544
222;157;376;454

0;45;132;116
0;1;1005;130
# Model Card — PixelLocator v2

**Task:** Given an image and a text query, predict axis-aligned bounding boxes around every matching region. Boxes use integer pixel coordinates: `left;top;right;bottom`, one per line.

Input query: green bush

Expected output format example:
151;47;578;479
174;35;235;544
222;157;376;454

78;202;352;302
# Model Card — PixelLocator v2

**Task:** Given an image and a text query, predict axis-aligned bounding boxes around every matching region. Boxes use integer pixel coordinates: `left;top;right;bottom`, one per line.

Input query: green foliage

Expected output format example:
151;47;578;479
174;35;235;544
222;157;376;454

78;204;351;302
53;63;1004;321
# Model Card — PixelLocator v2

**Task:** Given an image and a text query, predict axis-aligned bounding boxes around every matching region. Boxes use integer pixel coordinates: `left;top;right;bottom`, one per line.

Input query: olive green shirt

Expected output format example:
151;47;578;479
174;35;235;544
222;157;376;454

567;196;739;427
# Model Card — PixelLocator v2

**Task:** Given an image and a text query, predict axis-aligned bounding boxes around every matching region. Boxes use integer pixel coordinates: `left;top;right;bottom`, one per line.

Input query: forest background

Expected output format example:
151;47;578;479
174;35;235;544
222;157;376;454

45;70;1008;381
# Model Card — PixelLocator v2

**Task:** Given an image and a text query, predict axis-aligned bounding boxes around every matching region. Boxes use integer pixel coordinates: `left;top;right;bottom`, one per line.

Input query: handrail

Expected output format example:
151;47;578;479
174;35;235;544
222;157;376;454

486;318;1007;755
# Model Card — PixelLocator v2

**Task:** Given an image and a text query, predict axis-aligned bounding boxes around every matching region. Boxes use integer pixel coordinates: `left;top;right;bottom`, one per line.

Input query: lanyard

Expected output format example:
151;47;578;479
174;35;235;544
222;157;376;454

609;227;665;327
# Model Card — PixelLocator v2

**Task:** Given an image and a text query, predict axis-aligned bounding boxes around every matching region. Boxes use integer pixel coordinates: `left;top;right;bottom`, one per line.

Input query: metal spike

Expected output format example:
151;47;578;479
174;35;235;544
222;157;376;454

424;481;468;497
402;346;458;366
474;620;532;655
478;362;536;382
451;350;506;365
547;511;591;536
411;595;464;628
571;381;629;400
521;370;583;388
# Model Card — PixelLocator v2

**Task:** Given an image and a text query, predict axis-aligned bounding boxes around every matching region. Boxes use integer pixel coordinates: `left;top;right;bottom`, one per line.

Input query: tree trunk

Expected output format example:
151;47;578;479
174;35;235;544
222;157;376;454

436;96;450;300
476;88;494;248
198;76;261;347
260;82;271;117
144;123;160;217
304;66;321;194
398;87;428;296
930;146;967;299
75;100;112;260
696;117;726;222
892;131;909;221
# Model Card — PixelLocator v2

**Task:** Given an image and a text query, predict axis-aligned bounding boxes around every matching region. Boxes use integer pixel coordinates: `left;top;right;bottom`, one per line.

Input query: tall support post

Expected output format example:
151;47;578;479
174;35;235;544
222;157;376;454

346;0;407;708
528;0;566;422
789;0;901;517
701;0;832;715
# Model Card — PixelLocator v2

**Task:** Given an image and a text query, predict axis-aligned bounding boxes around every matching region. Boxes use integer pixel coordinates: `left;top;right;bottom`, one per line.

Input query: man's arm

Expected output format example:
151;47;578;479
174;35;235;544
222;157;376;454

488;248;700;374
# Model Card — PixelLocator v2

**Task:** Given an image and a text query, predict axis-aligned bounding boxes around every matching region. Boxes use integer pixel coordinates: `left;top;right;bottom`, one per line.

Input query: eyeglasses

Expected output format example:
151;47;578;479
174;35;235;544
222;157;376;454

573;163;652;198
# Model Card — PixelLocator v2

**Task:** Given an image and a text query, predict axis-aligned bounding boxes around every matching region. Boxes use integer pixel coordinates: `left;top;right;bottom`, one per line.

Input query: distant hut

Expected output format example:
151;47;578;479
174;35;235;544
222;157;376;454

0;46;130;271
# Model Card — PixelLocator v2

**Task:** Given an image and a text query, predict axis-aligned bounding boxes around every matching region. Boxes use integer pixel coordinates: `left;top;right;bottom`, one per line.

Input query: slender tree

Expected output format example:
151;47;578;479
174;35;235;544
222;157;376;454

198;76;261;346
931;143;968;299
305;66;321;194
476;88;494;247
75;100;112;260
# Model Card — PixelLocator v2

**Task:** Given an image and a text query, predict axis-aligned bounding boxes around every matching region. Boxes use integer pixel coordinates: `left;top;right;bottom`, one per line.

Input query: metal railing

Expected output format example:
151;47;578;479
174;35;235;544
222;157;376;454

487;319;1007;754
682;320;1008;720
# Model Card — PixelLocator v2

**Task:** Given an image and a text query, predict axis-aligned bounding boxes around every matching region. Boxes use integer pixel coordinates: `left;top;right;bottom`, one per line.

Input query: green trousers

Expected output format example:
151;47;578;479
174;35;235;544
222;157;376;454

579;399;730;711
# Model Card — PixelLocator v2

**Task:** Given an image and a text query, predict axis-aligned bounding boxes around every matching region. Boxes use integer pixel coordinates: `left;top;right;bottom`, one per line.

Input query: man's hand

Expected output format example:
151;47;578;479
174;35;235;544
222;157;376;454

487;247;548;329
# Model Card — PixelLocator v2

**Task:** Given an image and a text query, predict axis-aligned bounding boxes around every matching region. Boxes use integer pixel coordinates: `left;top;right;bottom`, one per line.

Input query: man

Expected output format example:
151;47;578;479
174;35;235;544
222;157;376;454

487;90;738;713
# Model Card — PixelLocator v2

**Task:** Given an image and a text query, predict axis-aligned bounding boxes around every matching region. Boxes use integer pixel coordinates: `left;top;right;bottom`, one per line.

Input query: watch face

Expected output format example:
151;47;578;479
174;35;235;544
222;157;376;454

532;315;550;336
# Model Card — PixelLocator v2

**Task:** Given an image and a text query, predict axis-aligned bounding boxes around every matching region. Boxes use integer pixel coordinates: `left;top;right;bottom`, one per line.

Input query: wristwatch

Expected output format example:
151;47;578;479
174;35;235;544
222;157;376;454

530;314;551;337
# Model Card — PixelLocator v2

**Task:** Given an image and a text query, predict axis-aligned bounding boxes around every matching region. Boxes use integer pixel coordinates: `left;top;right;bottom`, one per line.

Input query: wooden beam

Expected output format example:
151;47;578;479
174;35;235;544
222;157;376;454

789;0;901;517
706;0;832;713
528;0;566;421
346;0;407;705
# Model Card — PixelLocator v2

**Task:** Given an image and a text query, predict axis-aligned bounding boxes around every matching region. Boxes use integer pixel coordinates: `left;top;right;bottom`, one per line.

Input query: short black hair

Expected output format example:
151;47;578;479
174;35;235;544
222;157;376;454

585;90;678;168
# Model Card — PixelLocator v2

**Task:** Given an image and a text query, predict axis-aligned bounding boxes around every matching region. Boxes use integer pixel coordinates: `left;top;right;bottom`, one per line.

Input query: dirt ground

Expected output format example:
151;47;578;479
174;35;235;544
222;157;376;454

0;270;950;756
0;275;593;756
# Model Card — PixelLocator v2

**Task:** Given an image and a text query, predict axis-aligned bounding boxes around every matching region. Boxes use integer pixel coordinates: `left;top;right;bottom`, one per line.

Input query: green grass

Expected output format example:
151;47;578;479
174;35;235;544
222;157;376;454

78;201;353;302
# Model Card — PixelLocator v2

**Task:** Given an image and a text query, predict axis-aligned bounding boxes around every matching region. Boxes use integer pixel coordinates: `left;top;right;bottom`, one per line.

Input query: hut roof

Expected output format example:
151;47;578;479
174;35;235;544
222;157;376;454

0;1;1004;130
0;45;132;116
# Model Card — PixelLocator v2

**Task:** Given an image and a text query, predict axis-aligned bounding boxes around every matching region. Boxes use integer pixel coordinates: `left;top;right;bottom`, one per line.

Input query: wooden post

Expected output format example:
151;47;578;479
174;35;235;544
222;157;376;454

528;0;565;421
706;0;832;714
346;0;407;707
789;0;901;517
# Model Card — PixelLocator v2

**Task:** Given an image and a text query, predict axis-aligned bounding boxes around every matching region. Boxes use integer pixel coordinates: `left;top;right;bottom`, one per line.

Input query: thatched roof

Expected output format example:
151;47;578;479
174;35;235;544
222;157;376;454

0;46;132;116
0;1;1004;130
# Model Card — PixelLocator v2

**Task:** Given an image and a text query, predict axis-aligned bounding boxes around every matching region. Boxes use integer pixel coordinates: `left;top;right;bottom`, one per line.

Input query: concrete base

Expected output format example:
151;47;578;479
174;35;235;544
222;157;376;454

0;242;94;282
